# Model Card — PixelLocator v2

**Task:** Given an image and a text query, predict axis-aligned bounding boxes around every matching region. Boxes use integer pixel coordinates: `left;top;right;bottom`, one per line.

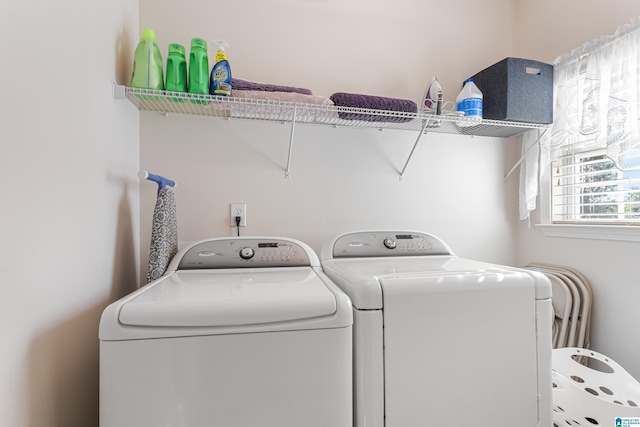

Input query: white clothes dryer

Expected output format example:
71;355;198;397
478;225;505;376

320;230;553;427
100;237;352;427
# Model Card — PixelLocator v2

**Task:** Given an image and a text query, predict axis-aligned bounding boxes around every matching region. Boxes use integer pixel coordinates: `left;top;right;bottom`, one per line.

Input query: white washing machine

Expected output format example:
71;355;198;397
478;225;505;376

320;230;553;427
100;237;352;427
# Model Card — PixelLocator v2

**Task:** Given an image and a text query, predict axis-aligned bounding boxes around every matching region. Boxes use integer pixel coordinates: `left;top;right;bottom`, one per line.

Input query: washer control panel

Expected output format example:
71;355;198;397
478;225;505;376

332;231;452;258
177;238;312;269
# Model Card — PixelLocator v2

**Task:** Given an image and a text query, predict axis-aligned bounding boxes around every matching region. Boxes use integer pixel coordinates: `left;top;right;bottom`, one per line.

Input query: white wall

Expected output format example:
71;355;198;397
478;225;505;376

140;116;517;258
142;0;517;107
0;1;139;426
513;1;640;379
138;0;521;285
515;0;640;63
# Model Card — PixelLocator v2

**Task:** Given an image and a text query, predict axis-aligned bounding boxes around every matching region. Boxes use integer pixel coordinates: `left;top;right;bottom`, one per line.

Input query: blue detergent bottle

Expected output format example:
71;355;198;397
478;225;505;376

209;40;232;96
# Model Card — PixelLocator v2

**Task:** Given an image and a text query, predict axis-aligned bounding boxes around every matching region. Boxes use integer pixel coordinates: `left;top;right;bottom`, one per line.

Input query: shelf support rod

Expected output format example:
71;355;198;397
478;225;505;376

503;127;549;181
399;118;434;182
285;107;298;179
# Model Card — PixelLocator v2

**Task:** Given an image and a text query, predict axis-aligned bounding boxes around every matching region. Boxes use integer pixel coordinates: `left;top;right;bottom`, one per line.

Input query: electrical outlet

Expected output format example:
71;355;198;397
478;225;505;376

230;203;247;227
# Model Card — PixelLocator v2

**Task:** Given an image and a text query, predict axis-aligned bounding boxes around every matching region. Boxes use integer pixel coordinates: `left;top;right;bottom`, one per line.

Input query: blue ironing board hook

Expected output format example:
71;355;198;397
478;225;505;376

138;170;176;195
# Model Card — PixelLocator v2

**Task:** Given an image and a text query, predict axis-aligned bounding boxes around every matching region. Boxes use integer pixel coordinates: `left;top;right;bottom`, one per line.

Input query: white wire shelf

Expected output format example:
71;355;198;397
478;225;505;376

115;85;550;138
114;84;551;180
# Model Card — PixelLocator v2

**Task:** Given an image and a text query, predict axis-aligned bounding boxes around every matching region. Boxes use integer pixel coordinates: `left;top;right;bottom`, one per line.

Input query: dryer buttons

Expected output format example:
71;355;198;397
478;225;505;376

239;247;255;260
383;238;397;249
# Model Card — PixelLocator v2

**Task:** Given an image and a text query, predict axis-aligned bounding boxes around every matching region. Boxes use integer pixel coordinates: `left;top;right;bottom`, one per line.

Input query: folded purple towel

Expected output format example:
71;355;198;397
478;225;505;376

329;92;417;122
231;78;313;95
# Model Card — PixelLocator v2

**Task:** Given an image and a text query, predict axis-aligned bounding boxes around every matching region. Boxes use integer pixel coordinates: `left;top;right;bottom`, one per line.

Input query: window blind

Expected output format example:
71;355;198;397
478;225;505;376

552;146;640;224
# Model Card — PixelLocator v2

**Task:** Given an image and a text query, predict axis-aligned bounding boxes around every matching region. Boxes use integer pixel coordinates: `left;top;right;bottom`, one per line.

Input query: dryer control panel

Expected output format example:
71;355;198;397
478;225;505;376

177;238;313;269
331;231;452;258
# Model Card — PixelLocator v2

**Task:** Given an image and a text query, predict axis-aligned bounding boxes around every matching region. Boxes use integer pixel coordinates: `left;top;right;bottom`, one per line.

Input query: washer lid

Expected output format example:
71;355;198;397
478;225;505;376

118;268;337;327
322;256;550;310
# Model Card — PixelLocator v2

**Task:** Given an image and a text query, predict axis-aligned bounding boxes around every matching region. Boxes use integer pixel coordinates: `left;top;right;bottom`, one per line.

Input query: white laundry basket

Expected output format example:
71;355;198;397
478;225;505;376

552;347;640;426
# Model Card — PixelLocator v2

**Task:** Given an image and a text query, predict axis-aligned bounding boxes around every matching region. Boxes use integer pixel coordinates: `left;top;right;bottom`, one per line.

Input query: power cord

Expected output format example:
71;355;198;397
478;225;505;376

235;216;241;237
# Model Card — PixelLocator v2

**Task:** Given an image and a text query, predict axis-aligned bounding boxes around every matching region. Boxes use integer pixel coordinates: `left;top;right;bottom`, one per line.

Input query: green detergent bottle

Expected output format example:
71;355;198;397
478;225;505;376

188;38;209;104
165;43;187;102
130;29;164;93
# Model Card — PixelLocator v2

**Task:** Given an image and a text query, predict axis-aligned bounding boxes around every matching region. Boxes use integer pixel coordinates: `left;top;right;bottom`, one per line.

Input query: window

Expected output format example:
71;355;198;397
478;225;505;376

552;145;640;224
522;18;640;228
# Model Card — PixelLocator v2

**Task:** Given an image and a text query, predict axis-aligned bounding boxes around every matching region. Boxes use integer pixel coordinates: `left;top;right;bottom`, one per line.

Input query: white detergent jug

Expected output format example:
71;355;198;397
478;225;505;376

456;78;483;119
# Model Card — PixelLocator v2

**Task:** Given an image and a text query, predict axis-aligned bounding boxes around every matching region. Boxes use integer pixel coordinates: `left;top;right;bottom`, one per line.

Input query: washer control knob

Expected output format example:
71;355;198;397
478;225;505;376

383;238;397;249
239;247;255;260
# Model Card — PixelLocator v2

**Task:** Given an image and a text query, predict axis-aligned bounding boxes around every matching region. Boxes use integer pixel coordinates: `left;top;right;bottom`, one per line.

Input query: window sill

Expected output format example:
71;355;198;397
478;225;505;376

536;224;640;242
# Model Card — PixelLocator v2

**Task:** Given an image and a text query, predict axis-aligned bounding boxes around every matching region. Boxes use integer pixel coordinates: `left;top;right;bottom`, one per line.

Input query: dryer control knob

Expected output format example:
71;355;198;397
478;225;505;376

239;247;255;260
383;238;397;249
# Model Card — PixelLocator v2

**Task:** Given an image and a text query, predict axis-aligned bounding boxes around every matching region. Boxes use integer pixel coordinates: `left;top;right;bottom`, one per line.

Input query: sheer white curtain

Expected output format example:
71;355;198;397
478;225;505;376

519;17;640;221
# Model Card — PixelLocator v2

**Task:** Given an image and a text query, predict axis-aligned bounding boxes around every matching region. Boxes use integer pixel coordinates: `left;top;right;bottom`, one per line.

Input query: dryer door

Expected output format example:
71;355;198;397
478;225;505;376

380;269;540;427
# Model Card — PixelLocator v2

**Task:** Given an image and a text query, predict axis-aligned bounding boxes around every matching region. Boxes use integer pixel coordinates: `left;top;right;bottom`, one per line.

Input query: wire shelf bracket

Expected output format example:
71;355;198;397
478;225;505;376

399;118;438;182
503;127;550;181
113;82;127;100
285;107;297;179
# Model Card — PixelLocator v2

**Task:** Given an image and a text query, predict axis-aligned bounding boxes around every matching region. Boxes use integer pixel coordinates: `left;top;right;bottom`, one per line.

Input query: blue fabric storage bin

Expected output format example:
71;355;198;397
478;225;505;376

469;57;554;124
